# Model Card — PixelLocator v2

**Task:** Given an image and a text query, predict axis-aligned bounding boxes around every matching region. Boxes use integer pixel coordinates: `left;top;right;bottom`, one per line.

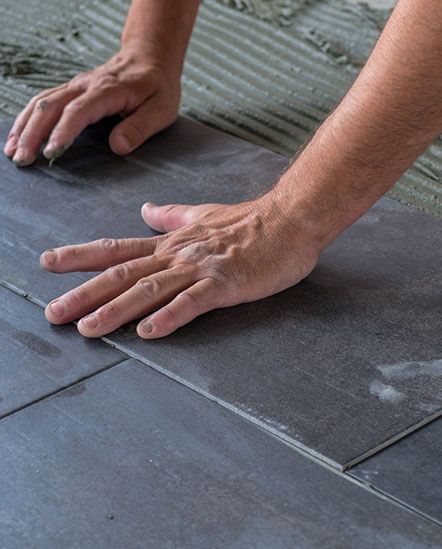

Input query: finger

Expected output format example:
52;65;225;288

109;93;176;155
45;255;169;325
43;85;129;160
4;84;68;159
40;237;159;273
137;278;223;339
77;264;197;338
11;87;81;167
141;202;221;233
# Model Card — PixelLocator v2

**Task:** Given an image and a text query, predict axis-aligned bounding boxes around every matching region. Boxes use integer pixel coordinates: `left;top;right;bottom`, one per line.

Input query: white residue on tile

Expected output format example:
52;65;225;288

369;381;406;404
378;359;442;380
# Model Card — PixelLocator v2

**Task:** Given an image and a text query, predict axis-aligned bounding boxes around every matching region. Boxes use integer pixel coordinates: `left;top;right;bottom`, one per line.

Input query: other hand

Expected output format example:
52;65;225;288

3;47;181;166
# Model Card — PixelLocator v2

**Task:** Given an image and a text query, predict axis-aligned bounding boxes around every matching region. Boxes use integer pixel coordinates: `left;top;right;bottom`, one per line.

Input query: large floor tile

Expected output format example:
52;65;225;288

350;418;442;523
0;116;441;468
0;284;124;417
0;358;439;548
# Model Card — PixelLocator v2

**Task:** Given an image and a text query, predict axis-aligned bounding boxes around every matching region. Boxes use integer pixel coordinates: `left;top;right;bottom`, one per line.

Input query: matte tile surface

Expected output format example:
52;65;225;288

351;418;442;523
0;358;439;549
0;117;441;468
0;284;123;417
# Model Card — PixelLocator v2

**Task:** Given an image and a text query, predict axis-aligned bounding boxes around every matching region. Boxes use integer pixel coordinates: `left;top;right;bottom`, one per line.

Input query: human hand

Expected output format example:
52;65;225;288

3;47;181;166
40;195;320;339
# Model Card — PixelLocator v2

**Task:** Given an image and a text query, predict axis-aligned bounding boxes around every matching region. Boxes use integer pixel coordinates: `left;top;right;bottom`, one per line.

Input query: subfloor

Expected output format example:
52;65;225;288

0;1;441;547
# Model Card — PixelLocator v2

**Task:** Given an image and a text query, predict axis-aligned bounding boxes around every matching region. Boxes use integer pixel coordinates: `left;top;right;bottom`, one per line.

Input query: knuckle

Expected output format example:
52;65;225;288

179;243;209;264
69;286;89;305
136;277;158;297
191;223;205;233
99;238;120;253
60;245;81;261
206;278;228;307
36;98;50;112
33;90;50;103
96;75;118;87
161;305;176;324
127;117;147;140
97;302;118;322
178;291;200;312
106;264;131;283
64;100;84;114
70;245;82;259
206;263;230;283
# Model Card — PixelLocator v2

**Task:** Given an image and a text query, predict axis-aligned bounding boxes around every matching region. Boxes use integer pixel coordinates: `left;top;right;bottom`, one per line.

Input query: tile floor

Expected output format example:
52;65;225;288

0;116;440;547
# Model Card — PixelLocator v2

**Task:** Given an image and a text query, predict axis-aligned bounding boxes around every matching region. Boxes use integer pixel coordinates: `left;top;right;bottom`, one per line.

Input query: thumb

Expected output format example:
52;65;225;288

109;96;176;155
141;202;219;233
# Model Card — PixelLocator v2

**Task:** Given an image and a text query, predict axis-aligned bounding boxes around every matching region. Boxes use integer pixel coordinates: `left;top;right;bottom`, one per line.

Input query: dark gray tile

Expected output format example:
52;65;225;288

350;419;442;523
0;284;123;417
0;358;439;549
0;116;441;468
0;116;286;299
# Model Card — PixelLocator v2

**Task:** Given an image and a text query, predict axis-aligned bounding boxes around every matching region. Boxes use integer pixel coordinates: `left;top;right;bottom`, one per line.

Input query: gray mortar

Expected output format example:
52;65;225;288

0;0;440;216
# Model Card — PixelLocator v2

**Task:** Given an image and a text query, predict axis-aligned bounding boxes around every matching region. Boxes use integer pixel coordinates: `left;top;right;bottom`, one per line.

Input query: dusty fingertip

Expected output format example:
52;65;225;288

12;153;34;167
43;144;68;163
40;249;58;268
77;319;100;339
44;300;66;325
137;320;155;339
40;250;58;270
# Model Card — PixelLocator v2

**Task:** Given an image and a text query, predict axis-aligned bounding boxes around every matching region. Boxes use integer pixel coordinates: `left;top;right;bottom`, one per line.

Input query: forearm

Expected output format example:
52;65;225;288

121;0;201;78
273;0;442;249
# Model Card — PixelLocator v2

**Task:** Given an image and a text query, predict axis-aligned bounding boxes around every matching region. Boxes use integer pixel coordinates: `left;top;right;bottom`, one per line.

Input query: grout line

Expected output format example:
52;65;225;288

343;411;442;470
99;336;342;470
96;338;442;528
1;279;440;527
346;472;442;528
0;356;128;423
266;427;442;528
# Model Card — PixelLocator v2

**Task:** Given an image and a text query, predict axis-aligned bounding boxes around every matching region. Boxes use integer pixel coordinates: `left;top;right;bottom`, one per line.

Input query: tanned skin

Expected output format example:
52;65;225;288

3;0;442;339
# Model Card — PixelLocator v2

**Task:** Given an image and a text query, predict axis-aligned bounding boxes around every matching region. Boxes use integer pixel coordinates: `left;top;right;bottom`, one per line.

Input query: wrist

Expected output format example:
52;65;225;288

119;39;183;82
253;189;324;261
268;112;393;250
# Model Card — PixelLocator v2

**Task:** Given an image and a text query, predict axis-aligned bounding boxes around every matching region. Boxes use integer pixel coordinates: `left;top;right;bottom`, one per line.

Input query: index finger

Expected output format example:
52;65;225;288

43;85;128;160
40;237;160;273
4;84;68;158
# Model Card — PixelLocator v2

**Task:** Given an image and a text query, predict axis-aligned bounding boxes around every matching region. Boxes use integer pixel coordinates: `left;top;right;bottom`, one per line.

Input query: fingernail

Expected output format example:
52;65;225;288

12;151;28;167
140;320;153;334
50;300;65;317
81;313;99;330
117;133;132;154
43;141;57;158
42;249;57;265
142;203;156;215
44;143;68;161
